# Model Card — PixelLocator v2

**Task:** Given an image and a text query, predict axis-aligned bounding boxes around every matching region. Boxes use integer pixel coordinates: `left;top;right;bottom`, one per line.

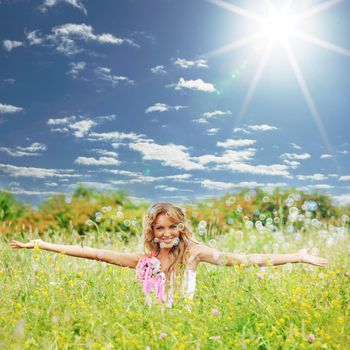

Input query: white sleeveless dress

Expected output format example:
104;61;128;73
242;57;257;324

138;256;197;307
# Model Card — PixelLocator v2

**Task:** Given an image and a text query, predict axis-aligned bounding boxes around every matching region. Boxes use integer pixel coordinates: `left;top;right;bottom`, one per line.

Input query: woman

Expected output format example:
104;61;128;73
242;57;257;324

10;202;328;307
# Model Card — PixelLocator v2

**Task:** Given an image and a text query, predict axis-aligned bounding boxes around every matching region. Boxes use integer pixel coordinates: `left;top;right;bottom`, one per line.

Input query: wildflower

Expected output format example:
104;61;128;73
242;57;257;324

211;308;219;316
145;347;151;350
209;335;221;341
256;273;264;279
160;332;166;339
308;334;315;343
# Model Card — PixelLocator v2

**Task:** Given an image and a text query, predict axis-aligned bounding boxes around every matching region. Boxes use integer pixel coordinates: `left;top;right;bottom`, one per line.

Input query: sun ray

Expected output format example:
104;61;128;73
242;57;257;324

263;0;274;13
201;30;267;59
292;30;350;58
283;0;294;13
293;0;343;23
282;39;334;155
235;40;275;126
206;0;266;24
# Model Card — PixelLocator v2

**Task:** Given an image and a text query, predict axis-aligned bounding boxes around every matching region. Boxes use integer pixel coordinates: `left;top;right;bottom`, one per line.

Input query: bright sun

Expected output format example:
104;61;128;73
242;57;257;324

205;0;350;155
265;11;294;40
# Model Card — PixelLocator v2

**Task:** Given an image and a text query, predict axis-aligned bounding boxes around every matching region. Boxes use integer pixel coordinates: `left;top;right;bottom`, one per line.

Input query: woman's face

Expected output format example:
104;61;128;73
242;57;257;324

153;213;181;249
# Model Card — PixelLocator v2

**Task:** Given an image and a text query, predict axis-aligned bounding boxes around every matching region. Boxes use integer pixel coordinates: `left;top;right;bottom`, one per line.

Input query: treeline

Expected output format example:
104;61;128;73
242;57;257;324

0;184;349;240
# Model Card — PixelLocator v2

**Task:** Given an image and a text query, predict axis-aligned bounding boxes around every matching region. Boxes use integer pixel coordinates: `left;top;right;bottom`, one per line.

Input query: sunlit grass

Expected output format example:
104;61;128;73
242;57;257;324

1;225;349;350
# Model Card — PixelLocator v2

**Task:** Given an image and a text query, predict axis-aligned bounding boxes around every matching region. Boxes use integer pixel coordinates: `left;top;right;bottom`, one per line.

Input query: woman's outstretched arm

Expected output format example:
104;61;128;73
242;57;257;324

192;244;328;267
10;239;145;269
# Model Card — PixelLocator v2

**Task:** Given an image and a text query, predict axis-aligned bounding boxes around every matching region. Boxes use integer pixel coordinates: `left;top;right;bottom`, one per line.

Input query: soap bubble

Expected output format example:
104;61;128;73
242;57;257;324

208;239;216;247
289;207;299;216
306;201;318;211
198;220;207;229
177;223;185;231
255;221;263;229
263;196;269;203
246;221;254;229
341;215;349;222
311;219;320;227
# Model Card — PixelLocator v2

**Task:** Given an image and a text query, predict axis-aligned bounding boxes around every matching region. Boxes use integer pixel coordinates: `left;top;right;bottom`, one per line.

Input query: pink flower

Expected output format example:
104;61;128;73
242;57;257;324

256;273;264;279
211;308;219;316
160;332;166;339
145;347;151;350
308;334;315;343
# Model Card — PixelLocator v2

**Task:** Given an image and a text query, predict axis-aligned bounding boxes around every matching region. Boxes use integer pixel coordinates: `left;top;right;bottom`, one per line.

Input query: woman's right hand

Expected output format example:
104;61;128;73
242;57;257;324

10;239;44;249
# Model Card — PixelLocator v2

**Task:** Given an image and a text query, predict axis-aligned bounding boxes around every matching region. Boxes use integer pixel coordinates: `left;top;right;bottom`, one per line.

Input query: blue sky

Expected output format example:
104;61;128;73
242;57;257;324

0;0;350;208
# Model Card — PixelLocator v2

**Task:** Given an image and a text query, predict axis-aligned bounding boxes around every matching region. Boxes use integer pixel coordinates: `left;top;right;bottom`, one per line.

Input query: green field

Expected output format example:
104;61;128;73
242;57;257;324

1;225;349;350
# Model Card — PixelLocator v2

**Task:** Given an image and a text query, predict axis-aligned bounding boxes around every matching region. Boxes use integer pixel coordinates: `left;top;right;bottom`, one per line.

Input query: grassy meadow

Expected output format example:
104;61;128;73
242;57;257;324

0;188;349;349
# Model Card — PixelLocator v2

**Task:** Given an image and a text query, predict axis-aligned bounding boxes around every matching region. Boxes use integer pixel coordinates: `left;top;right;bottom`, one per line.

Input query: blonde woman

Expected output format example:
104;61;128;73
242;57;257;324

10;202;328;307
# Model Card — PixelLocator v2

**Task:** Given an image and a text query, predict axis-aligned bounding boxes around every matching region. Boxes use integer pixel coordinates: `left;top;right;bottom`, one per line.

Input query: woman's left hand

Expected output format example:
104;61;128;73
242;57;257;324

297;248;328;267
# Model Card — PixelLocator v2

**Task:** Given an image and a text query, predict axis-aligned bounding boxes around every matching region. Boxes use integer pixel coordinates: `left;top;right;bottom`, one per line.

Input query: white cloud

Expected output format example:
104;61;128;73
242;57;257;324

88;131;146;143
95;66;134;86
232;124;278;134
201;179;263;190
222;163;289;176
306;184;333;190
165;174;192;181
47;115;76;125
74;156;120;166
174;58;208;69
217;138;256;148
0;163;79;178
193;109;231;122
26;30;44;45
248;124;277;131
68;181;114;191
174;78;216;92
45;23;136;55
68;61;86;78
39;0;87;15
339;175;350;181
0;103;23;114
129;142;203;171
70;119;96;137
283;160;300;169
145;102;186;114
196;149;256;165
296;173;328;181
290;142;301;150
0;145;46;157
93;149;118;157
206;128;219;135
233;127;251;134
3;40;23;52
150;65;166;74
281;152;311;160
333;193;350;205
320;153;332;159
3;78;16;85
47;116;96;138
95;114;116;122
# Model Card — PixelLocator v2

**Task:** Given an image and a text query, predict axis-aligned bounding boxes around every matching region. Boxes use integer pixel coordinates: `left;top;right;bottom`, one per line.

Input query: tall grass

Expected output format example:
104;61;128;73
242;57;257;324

1;223;349;349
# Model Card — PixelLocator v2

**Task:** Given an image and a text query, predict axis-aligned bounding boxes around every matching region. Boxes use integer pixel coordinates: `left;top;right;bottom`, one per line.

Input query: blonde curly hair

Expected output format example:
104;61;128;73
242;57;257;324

143;203;199;296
